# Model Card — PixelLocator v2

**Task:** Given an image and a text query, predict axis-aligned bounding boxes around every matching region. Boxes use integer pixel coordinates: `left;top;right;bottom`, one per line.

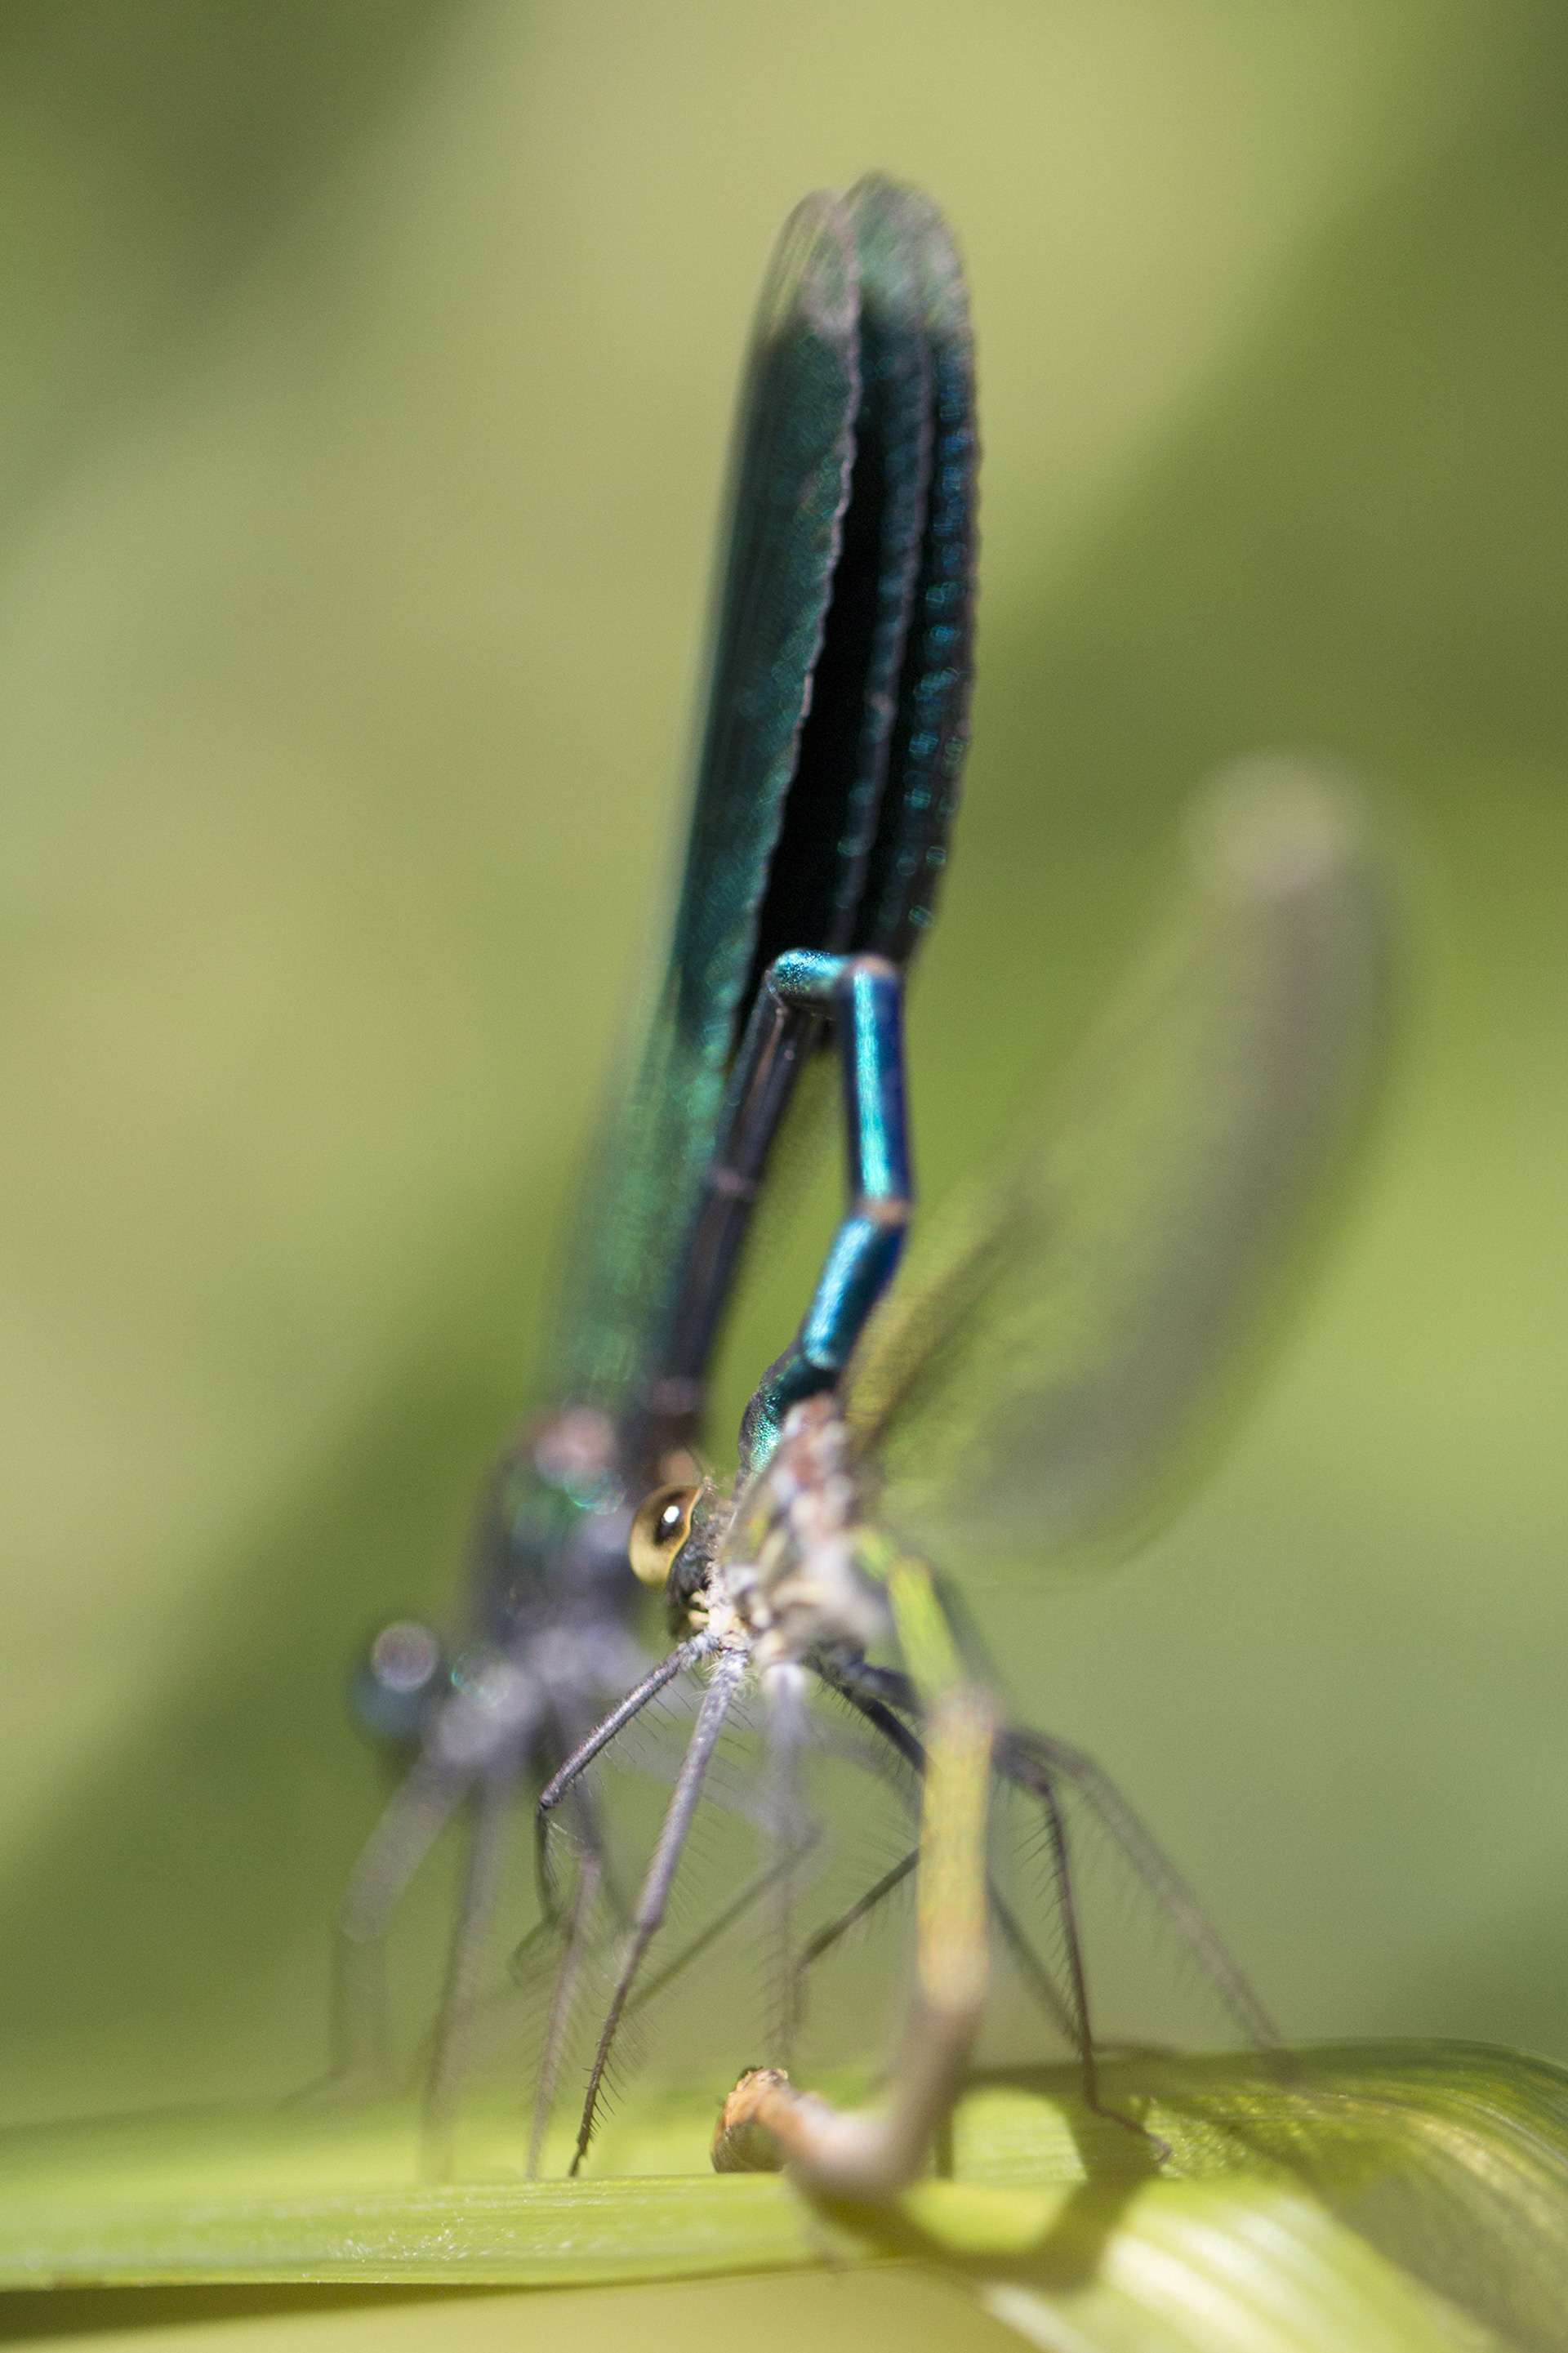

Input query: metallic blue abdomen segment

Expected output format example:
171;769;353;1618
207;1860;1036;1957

737;952;911;1471
841;956;909;1205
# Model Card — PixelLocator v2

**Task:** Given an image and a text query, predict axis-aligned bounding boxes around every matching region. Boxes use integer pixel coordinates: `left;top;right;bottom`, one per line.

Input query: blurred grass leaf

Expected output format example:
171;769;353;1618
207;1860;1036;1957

4;2043;1566;2351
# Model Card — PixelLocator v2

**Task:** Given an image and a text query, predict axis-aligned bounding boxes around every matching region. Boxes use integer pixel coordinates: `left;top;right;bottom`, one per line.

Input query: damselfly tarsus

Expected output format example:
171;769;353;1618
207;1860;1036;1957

332;175;974;2153
541;759;1388;2191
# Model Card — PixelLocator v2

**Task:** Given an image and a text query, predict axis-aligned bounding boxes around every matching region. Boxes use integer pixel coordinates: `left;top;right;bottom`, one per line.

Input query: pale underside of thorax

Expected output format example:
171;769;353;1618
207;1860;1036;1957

703;1396;891;1670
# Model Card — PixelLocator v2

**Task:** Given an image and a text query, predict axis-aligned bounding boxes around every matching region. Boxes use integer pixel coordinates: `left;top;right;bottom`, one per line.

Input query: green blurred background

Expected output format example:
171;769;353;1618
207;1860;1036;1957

0;0;1563;2227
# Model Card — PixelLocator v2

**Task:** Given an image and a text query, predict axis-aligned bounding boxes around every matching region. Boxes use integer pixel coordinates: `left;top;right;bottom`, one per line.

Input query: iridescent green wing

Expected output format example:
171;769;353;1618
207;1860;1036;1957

721;175;945;991
848;761;1393;1570
554;192;861;1424
724;173;976;982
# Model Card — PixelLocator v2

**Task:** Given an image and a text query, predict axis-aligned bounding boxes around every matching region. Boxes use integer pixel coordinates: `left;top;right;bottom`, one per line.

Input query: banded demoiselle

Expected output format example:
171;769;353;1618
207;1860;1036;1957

332;175;976;2157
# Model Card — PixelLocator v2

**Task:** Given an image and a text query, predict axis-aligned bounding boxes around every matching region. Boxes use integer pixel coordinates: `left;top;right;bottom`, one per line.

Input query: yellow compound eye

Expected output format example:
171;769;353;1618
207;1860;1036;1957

628;1482;699;1589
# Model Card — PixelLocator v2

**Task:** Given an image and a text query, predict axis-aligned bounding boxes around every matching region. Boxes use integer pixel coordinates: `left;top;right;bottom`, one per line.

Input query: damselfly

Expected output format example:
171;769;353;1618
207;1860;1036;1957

332;175;975;2154
541;760;1388;2189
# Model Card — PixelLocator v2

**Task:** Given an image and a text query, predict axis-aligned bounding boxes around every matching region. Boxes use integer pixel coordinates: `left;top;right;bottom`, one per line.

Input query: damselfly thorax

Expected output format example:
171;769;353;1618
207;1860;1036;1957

641;1397;889;1672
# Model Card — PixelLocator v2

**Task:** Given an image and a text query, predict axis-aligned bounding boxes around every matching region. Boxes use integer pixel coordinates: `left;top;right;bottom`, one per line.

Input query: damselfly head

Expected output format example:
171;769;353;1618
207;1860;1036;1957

626;1475;726;1633
628;1482;700;1588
